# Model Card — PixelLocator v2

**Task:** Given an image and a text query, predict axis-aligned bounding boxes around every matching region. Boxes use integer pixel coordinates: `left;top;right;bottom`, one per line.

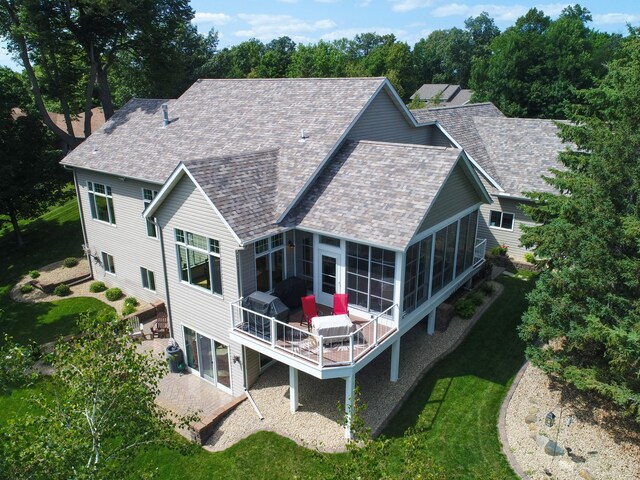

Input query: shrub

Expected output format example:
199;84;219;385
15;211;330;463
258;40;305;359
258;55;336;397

524;252;536;264
89;281;107;293
63;257;79;268
53;284;71;297
105;287;123;301
490;244;508;256
454;298;475;319
20;284;34;294
468;292;484;306
29;270;40;279
121;304;137;316
124;297;138;307
480;282;494;296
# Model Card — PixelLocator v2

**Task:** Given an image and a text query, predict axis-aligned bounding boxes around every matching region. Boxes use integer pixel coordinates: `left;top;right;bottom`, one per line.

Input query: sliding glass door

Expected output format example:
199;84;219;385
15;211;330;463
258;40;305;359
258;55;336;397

183;326;231;392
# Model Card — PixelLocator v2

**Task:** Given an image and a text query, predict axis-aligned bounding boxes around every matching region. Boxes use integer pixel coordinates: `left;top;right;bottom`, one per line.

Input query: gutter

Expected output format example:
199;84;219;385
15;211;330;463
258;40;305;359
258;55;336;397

71;168;94;279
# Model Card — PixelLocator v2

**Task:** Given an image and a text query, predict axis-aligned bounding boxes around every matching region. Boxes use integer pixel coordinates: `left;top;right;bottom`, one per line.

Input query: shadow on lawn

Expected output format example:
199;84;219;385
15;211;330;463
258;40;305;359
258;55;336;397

383;277;532;438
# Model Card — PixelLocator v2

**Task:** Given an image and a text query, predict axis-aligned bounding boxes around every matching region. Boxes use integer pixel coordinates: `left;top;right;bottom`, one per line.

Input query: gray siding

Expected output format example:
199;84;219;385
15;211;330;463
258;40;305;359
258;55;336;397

478;197;536;261
348;89;450;146
154;175;245;396
238;247;257;296
419;163;483;232
75;168;165;304
244;347;261;389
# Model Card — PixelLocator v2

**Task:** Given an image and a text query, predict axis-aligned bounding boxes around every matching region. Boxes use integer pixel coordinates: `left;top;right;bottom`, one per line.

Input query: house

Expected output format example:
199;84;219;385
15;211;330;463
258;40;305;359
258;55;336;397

412;103;567;261
60;78;491;437
410;84;473;107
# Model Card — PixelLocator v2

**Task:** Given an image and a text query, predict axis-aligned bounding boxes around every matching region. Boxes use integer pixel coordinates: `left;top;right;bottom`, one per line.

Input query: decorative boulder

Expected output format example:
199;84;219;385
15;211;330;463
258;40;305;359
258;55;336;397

545;440;565;456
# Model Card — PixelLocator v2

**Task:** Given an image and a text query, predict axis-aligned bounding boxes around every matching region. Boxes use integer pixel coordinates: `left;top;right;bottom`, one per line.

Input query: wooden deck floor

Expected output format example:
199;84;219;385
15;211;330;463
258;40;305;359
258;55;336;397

234;304;395;368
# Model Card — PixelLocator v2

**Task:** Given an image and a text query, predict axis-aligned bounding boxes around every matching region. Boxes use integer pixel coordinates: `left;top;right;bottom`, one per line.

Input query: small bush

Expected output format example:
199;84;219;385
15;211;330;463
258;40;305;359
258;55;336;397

490;244;508;256
63;257;79;268
468;292;484;306
53;284;71;297
121;304;137;316
105;287;123;301
524;252;536;264
89;281;107;293
29;270;40;279
454;298;475;319
480;282;494;296
20;284;34;294
124;296;138;307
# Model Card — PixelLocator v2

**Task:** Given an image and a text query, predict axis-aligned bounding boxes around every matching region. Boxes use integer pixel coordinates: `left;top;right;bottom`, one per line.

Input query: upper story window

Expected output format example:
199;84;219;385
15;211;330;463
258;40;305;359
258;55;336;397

143;188;158;238
489;210;514;230
88;182;116;225
175;228;222;295
255;233;284;292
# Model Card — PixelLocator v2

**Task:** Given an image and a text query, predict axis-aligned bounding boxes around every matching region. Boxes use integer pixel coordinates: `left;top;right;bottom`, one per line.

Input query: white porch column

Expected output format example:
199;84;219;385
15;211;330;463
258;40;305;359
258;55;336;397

344;374;355;439
427;309;436;335
390;338;401;382
289;366;299;413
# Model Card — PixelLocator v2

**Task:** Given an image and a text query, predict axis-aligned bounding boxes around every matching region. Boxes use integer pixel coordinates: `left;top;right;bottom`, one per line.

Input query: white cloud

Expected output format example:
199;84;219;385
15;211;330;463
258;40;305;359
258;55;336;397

234;14;336;40
390;0;435;13
358;0;372;6
193;12;232;25
431;3;568;22
593;13;640;25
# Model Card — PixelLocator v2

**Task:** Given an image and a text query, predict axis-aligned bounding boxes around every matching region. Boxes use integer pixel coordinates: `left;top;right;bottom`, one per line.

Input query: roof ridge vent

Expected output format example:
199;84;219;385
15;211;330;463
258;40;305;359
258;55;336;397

298;128;308;143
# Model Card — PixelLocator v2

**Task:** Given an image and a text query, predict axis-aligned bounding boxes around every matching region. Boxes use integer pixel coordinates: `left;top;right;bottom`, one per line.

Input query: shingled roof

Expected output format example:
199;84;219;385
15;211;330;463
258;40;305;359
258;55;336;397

284;140;465;250
62;77;388;218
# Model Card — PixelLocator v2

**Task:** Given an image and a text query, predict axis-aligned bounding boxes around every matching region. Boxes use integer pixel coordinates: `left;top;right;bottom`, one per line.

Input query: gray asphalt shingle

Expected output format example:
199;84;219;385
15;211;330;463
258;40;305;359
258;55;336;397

285;140;462;250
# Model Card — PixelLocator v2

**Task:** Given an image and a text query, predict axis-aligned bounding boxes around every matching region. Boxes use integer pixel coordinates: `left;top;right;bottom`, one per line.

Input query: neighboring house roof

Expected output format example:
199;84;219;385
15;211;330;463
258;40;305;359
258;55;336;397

410;84;473;106
284;140;473;250
413;103;566;197
11;107;105;138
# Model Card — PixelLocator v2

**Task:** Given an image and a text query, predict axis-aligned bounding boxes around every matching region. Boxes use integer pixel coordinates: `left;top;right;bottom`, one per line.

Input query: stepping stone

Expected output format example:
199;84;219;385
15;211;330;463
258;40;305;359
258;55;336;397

535;434;549;447
545;439;565;456
525;413;537;424
579;468;595;480
528;406;539;415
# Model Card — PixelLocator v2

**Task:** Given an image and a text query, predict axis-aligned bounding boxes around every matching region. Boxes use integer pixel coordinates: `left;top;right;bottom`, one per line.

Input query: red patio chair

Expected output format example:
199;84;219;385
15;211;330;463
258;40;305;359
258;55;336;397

301;295;318;332
333;293;349;316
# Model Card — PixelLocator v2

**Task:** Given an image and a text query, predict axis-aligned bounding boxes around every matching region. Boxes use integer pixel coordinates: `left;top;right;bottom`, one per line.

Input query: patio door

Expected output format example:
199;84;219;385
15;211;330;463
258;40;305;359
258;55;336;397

316;248;344;306
184;326;232;393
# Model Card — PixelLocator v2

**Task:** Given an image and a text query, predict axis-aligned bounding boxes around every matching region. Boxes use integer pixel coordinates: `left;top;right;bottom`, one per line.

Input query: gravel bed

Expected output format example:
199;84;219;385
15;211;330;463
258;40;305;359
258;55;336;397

505;365;640;480
10;258;150;315
205;281;504;452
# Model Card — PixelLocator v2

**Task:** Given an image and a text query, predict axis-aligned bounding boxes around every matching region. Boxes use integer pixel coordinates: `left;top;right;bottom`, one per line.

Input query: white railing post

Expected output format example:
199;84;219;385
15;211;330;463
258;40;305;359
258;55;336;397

229;303;234;330
374;317;378;345
271;317;277;348
349;335;354;364
318;338;324;367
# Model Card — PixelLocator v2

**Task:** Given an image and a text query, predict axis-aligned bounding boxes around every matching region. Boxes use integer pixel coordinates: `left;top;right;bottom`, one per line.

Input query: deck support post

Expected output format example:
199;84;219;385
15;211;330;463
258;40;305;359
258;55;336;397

390;337;400;382
427;309;436;336
344;374;355;439
289;366;299;413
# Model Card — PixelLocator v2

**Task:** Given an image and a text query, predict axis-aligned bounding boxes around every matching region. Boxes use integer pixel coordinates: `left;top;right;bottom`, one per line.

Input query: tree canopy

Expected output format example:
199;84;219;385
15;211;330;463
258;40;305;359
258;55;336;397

519;29;640;421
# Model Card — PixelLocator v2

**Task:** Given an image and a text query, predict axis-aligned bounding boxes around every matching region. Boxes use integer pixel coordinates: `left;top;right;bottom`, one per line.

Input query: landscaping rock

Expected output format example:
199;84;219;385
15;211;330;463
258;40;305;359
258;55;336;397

545;439;565;456
579;468;595;480
558;459;575;471
528;406;539;414
535;434;549;447
435;303;454;332
525;413;537;424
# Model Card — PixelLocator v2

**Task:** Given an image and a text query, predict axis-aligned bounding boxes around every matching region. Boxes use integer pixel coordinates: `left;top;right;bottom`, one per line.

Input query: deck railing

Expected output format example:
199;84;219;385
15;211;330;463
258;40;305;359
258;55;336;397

473;238;487;267
230;300;397;368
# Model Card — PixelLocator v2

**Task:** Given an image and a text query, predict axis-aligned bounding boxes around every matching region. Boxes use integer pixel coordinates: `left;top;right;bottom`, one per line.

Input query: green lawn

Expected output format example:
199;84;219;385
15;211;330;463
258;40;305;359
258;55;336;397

0;198;111;344
381;276;533;479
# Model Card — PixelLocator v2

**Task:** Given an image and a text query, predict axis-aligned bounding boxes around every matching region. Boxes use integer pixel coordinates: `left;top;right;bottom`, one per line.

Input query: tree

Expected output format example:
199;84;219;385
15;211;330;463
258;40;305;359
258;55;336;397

0;311;193;479
0;67;67;248
519;30;640;421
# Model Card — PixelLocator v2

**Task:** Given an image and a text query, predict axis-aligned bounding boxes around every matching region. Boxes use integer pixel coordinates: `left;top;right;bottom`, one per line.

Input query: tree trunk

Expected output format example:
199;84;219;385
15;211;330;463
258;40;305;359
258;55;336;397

8;204;24;249
84;61;97;138
96;65;115;120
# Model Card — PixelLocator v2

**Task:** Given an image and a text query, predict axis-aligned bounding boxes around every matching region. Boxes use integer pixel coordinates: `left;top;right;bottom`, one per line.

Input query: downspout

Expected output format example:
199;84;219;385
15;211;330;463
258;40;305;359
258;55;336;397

72;168;94;279
151;217;175;338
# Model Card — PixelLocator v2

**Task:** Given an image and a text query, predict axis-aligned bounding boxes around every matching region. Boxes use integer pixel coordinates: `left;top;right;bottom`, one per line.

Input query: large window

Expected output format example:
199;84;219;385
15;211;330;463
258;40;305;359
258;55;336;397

300;235;313;290
346;242;395;313
141;267;156;291
175;229;222;295
88;182;116;224
101;252;115;274
143;188;158;237
255;234;284;292
403;210;479;314
489;210;514;230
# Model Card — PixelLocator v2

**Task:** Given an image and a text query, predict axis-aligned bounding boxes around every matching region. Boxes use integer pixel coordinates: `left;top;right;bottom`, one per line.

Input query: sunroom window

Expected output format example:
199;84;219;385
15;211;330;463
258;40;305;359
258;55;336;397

88;181;116;224
255;234;284;292
346;242;395;314
175;229;222;295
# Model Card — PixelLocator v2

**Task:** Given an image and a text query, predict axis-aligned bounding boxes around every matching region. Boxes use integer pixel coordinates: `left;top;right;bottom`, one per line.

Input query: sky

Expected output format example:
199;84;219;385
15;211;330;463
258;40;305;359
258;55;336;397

2;0;640;70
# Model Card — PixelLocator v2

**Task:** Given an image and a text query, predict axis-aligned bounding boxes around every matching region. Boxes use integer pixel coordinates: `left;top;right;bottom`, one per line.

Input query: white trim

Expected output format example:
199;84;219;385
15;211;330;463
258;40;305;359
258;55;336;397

174;227;224;298
488;210;515;231
141;187;159;239
408;203;482;248
295;226;405;253
181;324;233;394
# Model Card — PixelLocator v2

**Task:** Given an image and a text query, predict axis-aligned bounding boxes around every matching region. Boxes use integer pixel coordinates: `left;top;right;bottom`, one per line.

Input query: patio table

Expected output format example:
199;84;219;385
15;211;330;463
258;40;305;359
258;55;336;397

312;314;355;340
